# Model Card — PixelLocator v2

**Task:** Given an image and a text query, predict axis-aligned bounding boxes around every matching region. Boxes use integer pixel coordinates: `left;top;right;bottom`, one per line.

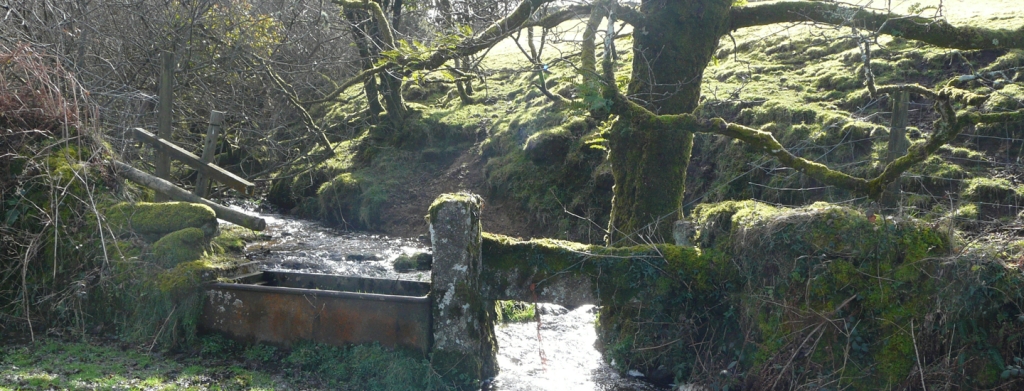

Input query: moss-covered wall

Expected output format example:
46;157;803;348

478;201;1024;389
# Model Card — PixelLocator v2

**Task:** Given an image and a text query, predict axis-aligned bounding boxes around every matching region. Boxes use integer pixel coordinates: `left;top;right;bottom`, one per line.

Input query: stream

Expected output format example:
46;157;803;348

232;209;664;391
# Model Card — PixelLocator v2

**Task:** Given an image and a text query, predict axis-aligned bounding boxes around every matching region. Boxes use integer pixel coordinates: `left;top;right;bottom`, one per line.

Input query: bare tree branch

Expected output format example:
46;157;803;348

406;0;555;70
302;63;390;105
256;57;335;152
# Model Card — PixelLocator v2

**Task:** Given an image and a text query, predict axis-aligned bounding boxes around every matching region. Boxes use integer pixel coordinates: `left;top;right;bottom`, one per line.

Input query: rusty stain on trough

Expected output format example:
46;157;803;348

201;271;431;352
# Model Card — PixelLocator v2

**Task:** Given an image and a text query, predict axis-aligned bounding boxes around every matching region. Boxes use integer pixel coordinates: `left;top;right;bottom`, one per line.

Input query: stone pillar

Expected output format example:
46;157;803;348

428;193;497;383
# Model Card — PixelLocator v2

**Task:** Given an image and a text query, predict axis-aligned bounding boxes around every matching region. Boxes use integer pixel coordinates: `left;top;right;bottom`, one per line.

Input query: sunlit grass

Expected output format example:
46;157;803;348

0;339;296;390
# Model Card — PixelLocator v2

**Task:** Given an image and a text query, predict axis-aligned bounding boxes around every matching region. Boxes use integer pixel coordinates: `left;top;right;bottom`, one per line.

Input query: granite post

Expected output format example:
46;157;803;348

427;193;497;384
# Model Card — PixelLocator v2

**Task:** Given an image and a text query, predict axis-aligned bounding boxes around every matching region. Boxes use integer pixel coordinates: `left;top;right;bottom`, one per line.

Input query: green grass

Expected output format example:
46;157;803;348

0;338;292;390
494;300;536;323
1;337;465;391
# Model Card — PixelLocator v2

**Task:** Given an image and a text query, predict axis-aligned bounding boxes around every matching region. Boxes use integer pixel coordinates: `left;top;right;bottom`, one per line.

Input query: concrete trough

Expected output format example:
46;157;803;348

201;271;432;352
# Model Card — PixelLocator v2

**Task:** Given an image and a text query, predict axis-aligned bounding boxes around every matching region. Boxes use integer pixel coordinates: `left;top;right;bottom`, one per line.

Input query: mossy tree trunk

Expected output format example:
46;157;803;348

378;69;408;126
372;0;408;129
606;0;732;245
339;0;407;129
345;11;385;120
433;0;476;104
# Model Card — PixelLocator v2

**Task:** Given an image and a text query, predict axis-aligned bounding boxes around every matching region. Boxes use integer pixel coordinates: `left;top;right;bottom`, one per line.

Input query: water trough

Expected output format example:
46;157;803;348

201;271;432;352
200;193;589;383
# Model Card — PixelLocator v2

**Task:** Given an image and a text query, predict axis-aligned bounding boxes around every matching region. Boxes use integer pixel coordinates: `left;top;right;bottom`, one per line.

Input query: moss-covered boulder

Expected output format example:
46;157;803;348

736;100;819;127
524;116;594;165
961;177;1024;218
523;127;572;165
973;84;1024;158
150;227;208;268
961;177;1021;203
317;172;375;229
982;84;1024;113
105;202;218;241
265;177;298;210
393;252;432;271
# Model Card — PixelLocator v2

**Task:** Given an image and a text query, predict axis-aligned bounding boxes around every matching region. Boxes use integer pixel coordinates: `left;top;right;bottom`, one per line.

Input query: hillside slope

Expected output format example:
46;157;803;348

272;0;1024;245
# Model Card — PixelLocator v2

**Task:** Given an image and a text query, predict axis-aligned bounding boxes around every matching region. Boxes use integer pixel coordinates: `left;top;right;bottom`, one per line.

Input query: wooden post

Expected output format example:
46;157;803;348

883;89;910;209
155;51;174;202
194;111;225;197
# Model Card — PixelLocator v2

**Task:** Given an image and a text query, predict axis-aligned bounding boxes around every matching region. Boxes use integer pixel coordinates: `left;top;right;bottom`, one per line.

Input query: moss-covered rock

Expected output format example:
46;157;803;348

105;202;218;241
983;84;1024;113
523;127;572;165
961;177;1021;203
905;154;972;194
317;172;363;227
691;199;782;247
960;177;1024;218
150;227;208;268
393;252;432;271
212;225;250;253
266;177;299;210
736;101;819;127
969;84;1024;159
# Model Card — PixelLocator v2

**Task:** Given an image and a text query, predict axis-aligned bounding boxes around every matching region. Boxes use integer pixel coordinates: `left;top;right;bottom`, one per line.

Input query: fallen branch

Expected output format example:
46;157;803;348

111;160;267;231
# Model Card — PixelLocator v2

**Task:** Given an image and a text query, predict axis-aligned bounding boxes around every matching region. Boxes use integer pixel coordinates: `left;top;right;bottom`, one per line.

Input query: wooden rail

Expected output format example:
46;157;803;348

133;127;255;196
112;160;266;231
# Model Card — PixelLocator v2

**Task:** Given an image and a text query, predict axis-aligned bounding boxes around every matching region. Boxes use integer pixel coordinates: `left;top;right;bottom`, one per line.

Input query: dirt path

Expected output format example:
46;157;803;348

376;144;544;240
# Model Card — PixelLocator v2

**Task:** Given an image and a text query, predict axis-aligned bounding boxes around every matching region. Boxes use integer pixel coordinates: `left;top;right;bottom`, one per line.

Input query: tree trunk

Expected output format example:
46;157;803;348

371;1;408;127
607;120;694;244
379;69;408;123
606;0;732;245
346;11;384;118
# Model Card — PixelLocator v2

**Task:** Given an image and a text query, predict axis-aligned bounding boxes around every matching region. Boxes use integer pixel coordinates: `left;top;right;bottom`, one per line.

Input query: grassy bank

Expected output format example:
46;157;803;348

1;336;463;391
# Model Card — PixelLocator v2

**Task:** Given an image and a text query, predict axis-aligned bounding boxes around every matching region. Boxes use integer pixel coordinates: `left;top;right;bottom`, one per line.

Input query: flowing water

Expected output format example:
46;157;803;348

243;213;432;282
232;210;664;391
